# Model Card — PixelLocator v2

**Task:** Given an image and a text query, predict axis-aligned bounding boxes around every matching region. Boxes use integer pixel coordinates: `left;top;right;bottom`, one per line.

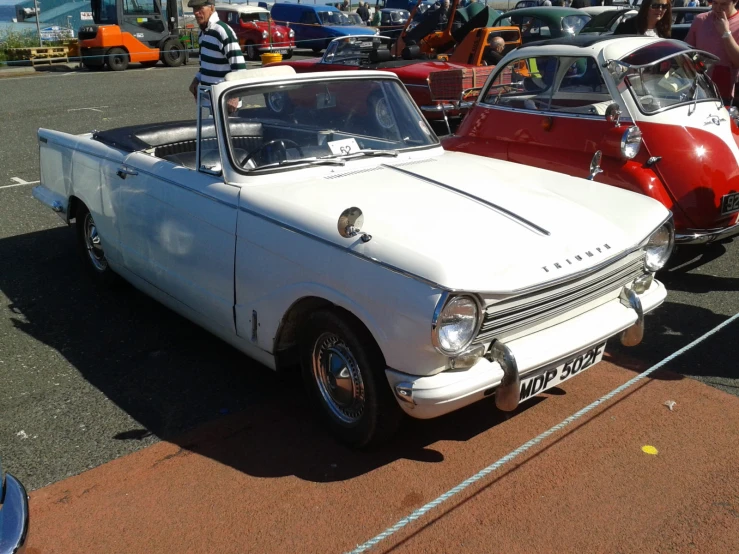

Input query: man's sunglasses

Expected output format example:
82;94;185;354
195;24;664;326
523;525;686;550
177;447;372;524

650;2;669;9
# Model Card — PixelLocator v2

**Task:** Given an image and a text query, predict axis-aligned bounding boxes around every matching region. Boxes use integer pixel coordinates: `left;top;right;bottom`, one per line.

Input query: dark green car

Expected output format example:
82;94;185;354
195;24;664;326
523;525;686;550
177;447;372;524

492;7;591;44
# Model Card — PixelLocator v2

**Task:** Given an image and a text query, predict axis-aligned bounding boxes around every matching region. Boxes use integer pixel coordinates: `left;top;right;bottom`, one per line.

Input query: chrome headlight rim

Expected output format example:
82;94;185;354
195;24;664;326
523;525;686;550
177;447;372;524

641;218;675;272
621;125;642;159
729;106;739;127
431;293;483;356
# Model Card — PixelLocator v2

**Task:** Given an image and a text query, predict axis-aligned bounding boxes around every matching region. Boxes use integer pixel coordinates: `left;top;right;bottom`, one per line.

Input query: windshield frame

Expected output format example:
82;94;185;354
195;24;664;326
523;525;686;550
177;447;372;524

606;48;721;116
219;74;440;176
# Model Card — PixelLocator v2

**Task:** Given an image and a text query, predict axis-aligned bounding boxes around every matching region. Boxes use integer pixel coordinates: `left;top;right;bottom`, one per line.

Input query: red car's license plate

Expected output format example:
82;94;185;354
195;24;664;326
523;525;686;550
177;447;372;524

721;192;739;215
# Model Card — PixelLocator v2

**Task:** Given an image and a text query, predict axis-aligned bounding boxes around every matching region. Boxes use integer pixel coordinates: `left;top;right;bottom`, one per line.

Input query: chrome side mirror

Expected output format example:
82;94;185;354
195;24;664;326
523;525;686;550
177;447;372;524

338;207;372;242
588;150;604;181
605;103;621;125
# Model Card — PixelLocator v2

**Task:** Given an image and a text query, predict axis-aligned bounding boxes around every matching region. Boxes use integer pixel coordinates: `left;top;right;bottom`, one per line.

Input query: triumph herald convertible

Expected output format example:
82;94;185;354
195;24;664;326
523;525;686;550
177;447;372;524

444;36;739;245
33;66;671;447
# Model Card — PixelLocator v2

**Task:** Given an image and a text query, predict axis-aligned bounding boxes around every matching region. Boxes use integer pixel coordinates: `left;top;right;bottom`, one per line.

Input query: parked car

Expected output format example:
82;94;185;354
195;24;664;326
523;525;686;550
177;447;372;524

32;66;670;446
443;35;739;244
671;7;710;41
377;8;410;40
0;457;29;554
492;7;591;44
215;4;296;60
270;35;492;126
270;3;376;53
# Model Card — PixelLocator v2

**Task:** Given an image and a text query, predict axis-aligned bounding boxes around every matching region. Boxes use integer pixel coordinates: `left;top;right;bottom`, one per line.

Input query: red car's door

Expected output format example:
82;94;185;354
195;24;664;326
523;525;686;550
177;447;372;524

459;54;636;185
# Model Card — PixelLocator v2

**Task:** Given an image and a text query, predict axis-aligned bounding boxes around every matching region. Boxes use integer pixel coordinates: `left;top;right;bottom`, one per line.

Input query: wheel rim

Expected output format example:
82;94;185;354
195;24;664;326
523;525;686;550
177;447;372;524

247;45;256;60
311;332;365;425
83;213;108;272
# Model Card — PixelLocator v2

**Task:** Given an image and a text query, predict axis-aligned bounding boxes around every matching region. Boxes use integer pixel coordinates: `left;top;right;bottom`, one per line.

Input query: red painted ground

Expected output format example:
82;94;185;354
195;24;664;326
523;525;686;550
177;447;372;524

24;360;739;554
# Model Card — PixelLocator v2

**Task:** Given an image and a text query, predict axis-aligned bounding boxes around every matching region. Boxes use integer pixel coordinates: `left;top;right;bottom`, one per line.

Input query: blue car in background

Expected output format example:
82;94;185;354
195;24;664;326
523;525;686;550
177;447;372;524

271;3;377;53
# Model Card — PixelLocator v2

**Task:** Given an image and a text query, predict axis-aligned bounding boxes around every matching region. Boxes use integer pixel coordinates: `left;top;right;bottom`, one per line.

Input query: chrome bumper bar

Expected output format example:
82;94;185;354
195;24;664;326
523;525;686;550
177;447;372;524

0;473;29;554
675;221;739;244
491;285;644;412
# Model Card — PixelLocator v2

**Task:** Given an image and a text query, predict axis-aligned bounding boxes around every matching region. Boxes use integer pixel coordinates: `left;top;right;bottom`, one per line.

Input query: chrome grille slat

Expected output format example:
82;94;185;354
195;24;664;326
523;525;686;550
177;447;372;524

479;258;643;331
487;256;643;320
474;251;645;343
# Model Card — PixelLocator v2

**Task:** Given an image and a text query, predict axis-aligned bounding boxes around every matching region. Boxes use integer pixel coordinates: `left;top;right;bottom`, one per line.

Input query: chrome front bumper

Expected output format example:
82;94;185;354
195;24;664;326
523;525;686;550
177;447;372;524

0;473;29;554
385;279;666;419
675;220;739;244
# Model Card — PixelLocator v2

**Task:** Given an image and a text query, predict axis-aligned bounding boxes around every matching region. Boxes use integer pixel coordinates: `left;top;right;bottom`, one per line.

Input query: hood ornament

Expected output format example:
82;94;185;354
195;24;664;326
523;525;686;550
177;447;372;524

338;207;372;243
704;114;725;126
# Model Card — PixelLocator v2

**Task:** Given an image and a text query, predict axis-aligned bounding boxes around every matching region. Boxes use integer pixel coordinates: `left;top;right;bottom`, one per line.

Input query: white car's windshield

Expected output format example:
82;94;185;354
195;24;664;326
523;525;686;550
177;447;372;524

608;51;720;114
224;78;438;172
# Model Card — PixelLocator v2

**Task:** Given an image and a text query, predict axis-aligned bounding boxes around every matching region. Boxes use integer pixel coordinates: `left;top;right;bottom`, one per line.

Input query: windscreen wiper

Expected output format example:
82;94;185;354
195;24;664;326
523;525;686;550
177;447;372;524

335;149;399;159
249;157;346;171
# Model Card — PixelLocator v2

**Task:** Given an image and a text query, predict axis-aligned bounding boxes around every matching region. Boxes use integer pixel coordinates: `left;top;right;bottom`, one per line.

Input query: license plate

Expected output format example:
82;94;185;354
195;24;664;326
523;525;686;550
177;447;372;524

519;342;606;403
720;192;739;215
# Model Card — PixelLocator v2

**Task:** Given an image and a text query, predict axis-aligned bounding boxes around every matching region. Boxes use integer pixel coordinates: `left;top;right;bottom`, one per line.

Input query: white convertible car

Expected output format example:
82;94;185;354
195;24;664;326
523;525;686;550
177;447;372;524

32;66;672;447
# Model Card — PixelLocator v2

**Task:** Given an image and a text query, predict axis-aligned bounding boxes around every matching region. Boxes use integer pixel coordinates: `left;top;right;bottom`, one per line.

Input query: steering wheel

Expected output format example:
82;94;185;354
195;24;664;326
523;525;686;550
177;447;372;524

241;140;304;168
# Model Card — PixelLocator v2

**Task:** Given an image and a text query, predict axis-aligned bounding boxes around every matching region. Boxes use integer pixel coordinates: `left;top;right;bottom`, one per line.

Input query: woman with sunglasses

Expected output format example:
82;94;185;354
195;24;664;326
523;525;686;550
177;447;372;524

613;0;672;38
685;0;739;105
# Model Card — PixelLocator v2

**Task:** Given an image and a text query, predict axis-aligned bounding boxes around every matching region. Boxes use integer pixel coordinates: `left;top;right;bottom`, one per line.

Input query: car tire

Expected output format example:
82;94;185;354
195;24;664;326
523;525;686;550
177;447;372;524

312;47;323;55
245;41;259;61
300;309;403;448
161;39;185;67
283;49;293;60
75;204;117;285
107;47;129;71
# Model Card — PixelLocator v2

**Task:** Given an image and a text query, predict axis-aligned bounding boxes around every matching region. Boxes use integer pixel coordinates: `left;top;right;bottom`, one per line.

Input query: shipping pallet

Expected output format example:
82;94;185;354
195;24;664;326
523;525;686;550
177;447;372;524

6;46;71;65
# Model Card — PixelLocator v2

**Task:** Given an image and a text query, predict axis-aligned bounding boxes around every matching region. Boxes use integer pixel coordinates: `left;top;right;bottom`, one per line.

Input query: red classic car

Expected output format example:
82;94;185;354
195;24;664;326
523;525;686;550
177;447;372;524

271;35;491;127
216;4;295;60
443;35;739;245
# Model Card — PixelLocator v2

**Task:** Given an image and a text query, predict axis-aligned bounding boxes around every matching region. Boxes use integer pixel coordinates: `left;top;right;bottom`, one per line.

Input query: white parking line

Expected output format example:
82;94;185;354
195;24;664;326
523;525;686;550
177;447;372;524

1;179;39;190
67;106;108;113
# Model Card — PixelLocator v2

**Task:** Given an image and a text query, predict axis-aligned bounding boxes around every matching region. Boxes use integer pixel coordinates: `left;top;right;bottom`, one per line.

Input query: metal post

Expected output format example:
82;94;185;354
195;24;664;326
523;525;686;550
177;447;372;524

33;0;42;46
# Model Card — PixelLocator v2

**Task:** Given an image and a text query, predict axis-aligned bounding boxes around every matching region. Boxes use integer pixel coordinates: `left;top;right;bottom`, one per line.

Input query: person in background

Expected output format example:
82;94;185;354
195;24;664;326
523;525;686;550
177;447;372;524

357;1;370;24
483;36;506;66
542;0;552;6
685;0;739;104
570;0;588;9
613;0;672;37
187;0;246;113
341;0;350;11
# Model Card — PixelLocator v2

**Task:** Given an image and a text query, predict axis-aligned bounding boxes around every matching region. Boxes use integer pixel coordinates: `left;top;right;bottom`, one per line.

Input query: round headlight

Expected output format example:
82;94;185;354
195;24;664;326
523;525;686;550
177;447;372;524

621;126;642;159
289;29;295;38
729;106;739;126
644;222;674;272
262;30;269;39
432;295;480;355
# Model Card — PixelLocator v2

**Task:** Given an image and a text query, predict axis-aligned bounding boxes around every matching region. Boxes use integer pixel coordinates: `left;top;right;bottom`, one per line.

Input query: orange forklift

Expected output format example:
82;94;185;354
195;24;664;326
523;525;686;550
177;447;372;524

78;0;187;71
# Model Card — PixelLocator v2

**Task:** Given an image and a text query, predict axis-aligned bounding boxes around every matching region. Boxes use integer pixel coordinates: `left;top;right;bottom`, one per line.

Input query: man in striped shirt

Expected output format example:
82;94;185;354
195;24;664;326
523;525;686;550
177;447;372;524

188;0;247;112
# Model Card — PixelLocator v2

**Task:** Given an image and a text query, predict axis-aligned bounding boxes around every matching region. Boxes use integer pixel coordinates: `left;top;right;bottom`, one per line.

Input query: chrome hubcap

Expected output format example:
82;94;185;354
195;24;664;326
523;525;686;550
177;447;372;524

311;332;365;424
84;213;107;272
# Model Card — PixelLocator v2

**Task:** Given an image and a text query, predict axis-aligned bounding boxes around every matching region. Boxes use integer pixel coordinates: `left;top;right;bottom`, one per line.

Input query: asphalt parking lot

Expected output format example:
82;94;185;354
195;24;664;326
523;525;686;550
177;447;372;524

1;62;738;553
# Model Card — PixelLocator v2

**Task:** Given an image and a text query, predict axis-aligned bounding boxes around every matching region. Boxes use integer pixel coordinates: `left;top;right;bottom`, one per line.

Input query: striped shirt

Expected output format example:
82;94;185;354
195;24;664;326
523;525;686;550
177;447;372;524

197;12;246;86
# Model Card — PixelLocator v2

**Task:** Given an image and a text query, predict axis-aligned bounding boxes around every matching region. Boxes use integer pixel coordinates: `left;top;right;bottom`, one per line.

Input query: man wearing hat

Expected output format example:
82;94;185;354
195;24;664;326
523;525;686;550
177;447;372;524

187;0;246;108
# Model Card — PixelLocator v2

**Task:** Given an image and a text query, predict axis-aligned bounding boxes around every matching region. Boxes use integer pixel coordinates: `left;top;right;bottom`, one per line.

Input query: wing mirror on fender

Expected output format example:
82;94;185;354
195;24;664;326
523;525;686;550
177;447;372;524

605;103;621;125
338;207;372;242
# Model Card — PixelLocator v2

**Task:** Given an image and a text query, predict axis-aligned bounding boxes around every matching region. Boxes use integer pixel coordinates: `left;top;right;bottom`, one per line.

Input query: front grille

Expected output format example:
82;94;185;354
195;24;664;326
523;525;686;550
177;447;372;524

474;250;646;344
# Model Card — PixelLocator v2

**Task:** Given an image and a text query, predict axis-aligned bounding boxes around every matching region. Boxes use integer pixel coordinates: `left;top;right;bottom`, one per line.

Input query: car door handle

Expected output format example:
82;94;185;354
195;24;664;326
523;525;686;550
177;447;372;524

116;166;138;179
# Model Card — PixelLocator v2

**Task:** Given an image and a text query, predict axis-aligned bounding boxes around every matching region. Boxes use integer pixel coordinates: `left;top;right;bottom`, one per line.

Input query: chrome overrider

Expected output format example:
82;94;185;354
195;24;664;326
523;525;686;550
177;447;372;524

0;458;29;554
675;221;739;244
488;284;645;413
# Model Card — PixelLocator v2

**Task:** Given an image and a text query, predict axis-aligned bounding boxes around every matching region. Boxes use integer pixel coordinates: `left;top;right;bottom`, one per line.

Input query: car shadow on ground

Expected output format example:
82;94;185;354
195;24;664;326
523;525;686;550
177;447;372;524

0;226;550;483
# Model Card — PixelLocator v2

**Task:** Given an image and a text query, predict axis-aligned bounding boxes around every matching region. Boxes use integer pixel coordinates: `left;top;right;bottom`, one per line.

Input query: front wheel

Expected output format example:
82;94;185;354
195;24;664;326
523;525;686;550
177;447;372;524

245;41;259;61
300;309;402;448
160;38;185;67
